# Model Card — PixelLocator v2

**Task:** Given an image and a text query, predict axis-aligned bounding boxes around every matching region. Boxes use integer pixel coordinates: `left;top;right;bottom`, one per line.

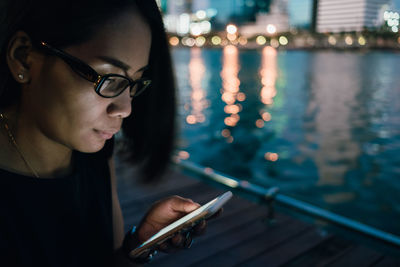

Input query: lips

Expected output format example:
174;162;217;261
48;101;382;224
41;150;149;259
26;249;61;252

94;129;119;140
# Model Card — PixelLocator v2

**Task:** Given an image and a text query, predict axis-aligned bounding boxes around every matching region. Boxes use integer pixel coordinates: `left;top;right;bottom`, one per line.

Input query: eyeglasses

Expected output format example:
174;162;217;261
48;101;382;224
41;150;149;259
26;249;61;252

39;41;151;98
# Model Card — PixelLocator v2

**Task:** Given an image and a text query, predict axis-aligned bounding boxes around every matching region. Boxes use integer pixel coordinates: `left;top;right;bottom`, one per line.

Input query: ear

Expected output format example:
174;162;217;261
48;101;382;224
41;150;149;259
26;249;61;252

6;31;34;83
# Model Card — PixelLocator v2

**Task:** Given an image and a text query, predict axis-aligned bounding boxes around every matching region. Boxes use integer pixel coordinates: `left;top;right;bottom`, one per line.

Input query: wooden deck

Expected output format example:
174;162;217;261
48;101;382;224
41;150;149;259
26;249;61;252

115;160;400;266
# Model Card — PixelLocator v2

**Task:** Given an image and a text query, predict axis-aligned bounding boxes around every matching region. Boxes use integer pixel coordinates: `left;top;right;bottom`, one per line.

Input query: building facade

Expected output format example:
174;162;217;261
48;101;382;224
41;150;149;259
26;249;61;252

240;0;289;36
236;0;272;22
316;0;392;33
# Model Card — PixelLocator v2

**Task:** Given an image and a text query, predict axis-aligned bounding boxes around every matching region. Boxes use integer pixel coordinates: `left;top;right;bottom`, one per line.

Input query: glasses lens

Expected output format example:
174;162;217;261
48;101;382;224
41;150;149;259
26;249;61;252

99;76;130;97
131;80;151;97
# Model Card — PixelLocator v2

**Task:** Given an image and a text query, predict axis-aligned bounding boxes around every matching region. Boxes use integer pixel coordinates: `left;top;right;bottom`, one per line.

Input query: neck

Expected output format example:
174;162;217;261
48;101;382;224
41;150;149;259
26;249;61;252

0;108;73;178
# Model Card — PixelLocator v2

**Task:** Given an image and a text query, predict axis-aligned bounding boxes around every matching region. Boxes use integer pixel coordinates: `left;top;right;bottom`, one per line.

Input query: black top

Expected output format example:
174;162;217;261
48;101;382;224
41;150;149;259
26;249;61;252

0;140;115;267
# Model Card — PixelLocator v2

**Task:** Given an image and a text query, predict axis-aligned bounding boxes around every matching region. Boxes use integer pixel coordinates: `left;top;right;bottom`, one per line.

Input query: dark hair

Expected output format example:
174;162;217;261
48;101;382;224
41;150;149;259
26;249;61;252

0;0;176;182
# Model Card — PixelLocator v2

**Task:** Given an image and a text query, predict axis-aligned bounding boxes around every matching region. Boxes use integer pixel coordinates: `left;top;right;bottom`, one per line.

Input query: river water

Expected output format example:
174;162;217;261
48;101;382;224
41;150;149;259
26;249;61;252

172;46;400;235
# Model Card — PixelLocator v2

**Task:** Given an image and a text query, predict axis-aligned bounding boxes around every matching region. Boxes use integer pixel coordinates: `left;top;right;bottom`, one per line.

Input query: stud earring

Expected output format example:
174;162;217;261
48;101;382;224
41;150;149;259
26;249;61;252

18;73;24;80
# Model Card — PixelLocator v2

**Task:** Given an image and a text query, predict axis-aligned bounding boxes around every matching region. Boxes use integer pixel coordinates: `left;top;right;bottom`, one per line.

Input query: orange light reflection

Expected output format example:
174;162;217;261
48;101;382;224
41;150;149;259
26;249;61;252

260;46;277;106
178;151;190;160
221;129;231;138
187;48;208;125
256;119;265;128
258;46;277;126
265;152;279;162
237;92;246;101
169;36;180;46
262;112;271;121
221;45;242;130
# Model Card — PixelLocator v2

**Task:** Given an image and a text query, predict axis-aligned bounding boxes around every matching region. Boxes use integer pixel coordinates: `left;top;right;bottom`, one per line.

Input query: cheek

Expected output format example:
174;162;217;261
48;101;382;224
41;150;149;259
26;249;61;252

30;62;109;152
45;93;108;152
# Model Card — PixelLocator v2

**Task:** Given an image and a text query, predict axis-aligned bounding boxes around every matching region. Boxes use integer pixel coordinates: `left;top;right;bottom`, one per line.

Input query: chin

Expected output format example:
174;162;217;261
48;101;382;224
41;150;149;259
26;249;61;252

77;140;106;154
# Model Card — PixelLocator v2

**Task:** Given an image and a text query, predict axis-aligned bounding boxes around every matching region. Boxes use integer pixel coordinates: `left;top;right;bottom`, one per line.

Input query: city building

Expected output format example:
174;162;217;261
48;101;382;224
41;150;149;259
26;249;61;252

192;0;210;12
316;0;393;33
232;0;272;23
240;0;290;37
163;0;191;35
167;0;192;15
163;0;214;35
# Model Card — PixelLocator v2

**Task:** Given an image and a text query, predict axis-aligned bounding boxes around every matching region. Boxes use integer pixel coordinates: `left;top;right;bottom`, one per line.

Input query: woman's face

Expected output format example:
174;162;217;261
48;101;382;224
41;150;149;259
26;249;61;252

24;9;151;153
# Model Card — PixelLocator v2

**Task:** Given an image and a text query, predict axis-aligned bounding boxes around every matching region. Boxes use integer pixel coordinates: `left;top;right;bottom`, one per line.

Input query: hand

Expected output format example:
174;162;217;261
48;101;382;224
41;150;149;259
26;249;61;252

136;195;207;253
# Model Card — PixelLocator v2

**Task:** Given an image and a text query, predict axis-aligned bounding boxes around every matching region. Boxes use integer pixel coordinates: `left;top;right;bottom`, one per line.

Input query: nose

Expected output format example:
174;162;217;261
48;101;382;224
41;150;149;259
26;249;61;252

106;88;132;118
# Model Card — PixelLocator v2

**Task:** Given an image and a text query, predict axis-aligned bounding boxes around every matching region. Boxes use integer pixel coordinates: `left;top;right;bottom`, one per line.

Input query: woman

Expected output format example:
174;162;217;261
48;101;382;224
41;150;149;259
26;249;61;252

0;0;206;266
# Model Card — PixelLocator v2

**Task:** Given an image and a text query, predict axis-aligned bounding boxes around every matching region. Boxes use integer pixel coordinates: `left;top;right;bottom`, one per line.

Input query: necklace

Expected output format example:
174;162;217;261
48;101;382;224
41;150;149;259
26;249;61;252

0;112;39;178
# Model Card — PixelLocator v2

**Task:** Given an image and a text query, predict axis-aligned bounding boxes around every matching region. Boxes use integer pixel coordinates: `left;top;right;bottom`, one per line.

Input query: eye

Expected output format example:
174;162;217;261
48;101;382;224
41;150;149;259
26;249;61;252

99;77;130;96
104;78;117;85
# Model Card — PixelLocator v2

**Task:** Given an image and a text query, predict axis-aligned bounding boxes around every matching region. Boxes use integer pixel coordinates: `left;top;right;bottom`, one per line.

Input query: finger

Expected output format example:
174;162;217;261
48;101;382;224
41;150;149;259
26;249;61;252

158;241;177;253
171;233;184;247
192;220;206;236
158;236;183;253
170;196;200;214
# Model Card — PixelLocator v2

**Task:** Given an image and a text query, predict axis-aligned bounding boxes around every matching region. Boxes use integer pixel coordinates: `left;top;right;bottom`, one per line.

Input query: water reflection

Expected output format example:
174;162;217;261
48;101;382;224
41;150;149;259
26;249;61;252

186;48;208;125
259;46;278;106
308;52;362;189
173;47;400;235
220;45;242;141
258;46;278;130
259;46;279;161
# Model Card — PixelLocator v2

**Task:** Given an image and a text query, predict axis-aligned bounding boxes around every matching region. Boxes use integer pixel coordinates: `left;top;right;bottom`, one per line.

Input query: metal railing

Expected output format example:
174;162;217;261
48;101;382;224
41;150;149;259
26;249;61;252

175;159;400;248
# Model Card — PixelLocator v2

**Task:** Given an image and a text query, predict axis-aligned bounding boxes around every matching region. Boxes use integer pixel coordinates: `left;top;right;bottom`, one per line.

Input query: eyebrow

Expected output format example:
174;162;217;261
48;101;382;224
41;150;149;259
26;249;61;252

97;55;149;73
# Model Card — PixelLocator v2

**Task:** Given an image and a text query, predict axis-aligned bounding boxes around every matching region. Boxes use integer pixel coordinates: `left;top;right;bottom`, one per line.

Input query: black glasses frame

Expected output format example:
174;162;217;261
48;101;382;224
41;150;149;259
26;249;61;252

39;41;151;98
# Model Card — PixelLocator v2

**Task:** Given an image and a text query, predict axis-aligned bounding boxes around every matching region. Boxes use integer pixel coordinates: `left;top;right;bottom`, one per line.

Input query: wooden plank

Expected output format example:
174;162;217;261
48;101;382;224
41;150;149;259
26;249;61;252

116;165;400;266
324;245;383;267
240;227;331;267
151;205;276;263
373;257;400;267
150;205;285;266
191;220;312;267
283;236;354;267
119;170;278;231
150;205;273;263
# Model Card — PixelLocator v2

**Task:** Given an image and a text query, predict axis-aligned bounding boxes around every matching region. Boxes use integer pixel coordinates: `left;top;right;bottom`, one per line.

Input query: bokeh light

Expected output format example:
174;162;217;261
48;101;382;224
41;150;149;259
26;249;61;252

195;36;206;47
256;36;267;45
328;36;337;45
270;39;280;48
279;36;288;46
345;36;353;45
256;119;265;128
178;151;190;160
169;36;180;46
266;24;277;34
226;24;238;35
358;36;366;46
211;36;222;45
265;152;279;162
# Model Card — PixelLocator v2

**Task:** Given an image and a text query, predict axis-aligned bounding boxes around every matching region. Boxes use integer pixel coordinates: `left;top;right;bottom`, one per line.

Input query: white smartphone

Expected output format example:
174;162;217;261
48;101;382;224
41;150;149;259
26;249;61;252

129;191;233;257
